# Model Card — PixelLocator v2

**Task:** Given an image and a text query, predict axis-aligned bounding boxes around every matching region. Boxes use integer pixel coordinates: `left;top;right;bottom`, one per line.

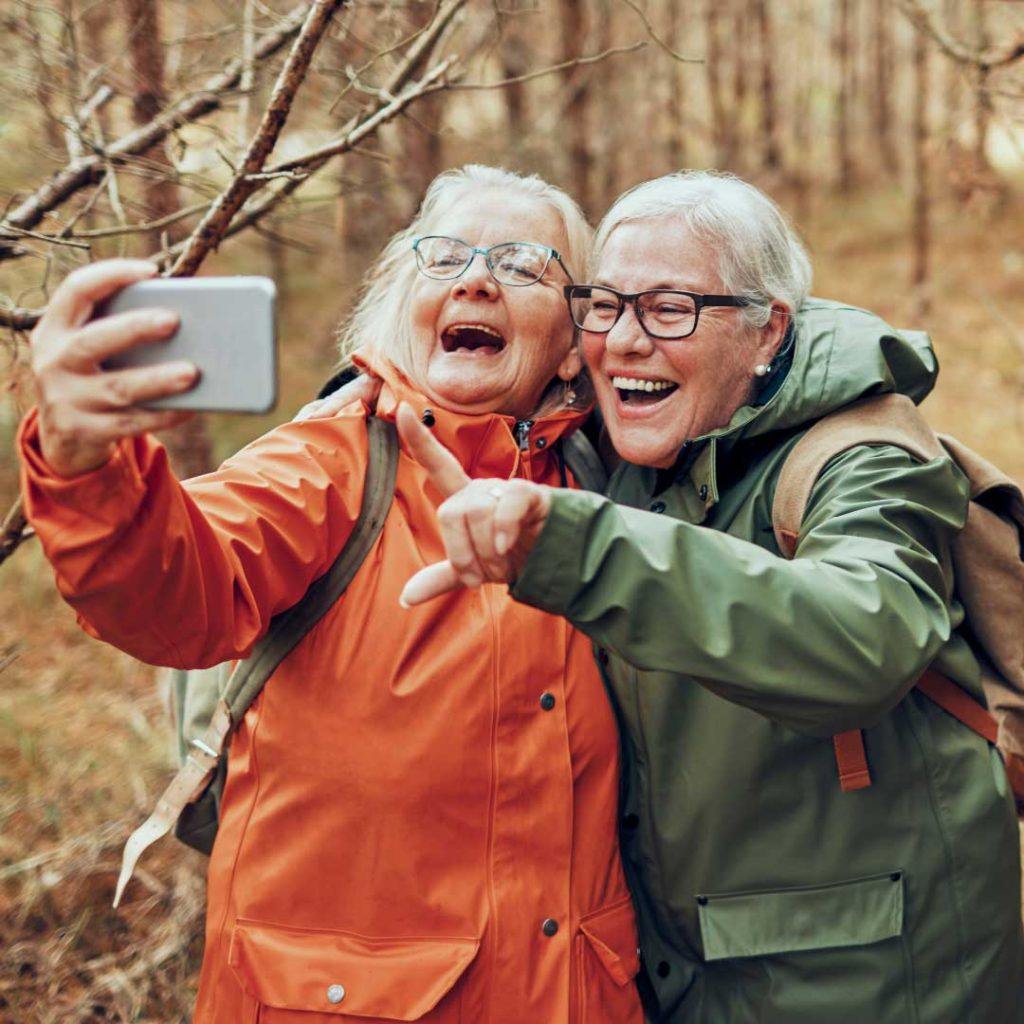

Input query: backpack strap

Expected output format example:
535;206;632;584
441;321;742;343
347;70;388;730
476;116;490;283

221;415;398;722
114;415;398;906
772;393;943;558
560;431;608;494
771;394;998;794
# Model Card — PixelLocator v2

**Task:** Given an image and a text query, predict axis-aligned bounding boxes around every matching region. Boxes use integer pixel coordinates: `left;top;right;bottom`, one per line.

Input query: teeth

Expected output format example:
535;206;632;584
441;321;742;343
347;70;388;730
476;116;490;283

447;323;503;339
611;375;675;392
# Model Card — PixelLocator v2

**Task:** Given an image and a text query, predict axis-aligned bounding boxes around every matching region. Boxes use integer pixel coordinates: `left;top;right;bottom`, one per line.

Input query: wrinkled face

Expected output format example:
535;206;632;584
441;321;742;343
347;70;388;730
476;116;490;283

407;191;579;420
583;217;763;468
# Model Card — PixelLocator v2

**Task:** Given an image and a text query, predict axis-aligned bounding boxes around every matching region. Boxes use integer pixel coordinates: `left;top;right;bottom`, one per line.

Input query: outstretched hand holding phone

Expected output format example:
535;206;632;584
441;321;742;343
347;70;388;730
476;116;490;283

30;260;197;478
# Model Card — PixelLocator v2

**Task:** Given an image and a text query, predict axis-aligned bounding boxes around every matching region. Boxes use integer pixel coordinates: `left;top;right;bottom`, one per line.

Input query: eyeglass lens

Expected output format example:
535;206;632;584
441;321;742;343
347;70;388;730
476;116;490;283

569;287;699;338
415;237;551;285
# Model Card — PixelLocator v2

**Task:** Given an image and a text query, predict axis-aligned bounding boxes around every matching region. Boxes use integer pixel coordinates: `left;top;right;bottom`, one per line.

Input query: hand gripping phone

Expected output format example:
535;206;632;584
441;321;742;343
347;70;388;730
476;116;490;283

100;276;277;413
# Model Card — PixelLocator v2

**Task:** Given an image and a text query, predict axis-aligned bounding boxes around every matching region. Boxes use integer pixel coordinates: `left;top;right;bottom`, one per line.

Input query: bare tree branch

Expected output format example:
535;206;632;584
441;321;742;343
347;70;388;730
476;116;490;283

0;304;43;331
898;0;1024;71
449;41;648;91
0;3;313;243
615;0;703;64
170;0;349;276
0;502;31;565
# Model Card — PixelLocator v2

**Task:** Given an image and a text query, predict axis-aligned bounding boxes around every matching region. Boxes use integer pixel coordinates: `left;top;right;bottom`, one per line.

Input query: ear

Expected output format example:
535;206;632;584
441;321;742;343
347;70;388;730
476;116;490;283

755;301;790;365
556;343;582;381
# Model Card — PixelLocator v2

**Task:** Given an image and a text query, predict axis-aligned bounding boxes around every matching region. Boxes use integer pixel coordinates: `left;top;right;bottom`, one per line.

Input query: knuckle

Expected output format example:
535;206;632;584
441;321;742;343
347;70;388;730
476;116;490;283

113;411;137;437
106;375;133;407
438;502;462;527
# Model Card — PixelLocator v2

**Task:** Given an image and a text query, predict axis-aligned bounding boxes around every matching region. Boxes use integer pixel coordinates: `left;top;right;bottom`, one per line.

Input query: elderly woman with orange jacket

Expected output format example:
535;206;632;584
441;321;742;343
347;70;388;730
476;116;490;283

18;165;643;1023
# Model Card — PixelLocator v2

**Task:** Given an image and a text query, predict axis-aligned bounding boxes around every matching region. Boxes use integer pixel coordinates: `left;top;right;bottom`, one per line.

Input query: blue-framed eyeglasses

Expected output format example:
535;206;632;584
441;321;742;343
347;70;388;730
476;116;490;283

413;235;572;287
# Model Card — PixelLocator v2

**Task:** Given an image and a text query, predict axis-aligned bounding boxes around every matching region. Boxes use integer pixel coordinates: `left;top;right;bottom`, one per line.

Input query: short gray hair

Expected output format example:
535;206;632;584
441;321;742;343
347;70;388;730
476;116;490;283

593;171;812;329
338;165;592;373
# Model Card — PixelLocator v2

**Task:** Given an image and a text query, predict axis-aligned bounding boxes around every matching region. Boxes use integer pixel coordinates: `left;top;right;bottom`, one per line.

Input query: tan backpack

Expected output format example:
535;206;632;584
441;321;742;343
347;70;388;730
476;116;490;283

772;392;1024;807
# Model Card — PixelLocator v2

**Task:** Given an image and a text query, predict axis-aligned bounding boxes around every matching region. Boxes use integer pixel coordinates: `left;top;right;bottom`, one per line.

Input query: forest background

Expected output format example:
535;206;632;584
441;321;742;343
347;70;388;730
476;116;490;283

1;0;1023;1020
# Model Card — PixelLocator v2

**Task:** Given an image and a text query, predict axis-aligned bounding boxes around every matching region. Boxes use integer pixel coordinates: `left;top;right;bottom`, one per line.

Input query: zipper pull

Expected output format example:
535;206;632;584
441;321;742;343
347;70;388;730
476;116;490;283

514;419;534;452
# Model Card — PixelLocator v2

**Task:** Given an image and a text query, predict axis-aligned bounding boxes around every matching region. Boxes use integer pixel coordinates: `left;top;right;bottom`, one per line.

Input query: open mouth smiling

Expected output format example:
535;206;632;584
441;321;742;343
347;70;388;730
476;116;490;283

441;323;507;355
611;374;678;405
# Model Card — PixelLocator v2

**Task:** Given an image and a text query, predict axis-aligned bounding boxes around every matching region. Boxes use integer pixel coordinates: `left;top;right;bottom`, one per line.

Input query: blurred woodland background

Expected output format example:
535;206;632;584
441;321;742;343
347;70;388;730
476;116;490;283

1;0;1023;1020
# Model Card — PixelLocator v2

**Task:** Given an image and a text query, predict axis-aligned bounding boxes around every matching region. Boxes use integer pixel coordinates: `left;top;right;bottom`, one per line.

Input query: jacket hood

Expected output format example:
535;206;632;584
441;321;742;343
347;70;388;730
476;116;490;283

350;346;590;480
650;299;940;515
718;298;938;443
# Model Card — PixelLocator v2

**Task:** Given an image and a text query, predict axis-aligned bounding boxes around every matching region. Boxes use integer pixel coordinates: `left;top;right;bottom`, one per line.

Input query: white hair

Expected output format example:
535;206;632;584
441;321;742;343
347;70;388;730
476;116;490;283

337;165;592;384
593;171;812;329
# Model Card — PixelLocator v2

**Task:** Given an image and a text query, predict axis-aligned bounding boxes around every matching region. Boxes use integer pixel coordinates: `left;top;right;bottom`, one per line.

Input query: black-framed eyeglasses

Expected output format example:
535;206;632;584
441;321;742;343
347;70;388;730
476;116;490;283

564;284;749;340
413;235;572;287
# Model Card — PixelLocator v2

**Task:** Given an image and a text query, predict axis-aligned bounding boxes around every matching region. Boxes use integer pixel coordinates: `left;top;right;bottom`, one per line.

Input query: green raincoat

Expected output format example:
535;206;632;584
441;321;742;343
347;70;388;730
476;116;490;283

512;299;1024;1023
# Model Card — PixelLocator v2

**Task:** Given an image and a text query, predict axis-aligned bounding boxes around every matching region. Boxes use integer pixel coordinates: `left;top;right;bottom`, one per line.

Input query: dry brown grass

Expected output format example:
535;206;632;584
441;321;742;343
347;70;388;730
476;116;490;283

1;183;1023;1022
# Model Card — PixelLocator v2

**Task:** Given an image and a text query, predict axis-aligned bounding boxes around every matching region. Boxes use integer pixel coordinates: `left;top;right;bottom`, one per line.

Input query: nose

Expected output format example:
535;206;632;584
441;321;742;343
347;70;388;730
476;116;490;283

603;302;655;357
451;252;499;301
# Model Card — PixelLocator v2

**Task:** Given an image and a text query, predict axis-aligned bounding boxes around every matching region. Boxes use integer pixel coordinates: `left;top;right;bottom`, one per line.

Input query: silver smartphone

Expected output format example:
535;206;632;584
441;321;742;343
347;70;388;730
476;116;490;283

100;276;277;413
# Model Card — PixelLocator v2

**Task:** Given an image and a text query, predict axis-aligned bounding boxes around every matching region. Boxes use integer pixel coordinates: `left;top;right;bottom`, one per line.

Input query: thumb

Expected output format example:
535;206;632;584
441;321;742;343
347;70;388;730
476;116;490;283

400;560;463;607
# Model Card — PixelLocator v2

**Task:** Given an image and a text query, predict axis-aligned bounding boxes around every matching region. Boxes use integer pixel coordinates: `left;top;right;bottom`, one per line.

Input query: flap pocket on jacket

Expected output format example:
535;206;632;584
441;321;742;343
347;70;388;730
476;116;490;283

697;871;904;962
228;918;480;1019
579;896;640;985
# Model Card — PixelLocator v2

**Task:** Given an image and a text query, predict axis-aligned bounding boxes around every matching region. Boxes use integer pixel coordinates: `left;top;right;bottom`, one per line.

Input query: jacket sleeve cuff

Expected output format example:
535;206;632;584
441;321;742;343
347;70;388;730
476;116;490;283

17;407;148;532
511;488;606;616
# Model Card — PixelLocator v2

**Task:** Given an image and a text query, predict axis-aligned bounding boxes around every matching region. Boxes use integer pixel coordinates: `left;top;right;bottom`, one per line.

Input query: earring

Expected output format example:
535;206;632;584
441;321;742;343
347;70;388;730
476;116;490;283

564;379;578;406
754;363;772;377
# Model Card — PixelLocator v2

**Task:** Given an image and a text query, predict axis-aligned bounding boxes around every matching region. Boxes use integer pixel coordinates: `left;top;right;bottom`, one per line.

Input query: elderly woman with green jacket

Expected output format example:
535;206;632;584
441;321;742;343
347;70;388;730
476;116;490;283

400;171;1024;1023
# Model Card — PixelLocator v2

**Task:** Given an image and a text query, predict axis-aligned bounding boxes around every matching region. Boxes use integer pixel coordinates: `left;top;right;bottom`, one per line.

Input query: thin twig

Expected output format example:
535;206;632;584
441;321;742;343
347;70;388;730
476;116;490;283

897;0;1024;70
615;0;703;64
0;499;31;564
0;226;91;251
449;41;648;90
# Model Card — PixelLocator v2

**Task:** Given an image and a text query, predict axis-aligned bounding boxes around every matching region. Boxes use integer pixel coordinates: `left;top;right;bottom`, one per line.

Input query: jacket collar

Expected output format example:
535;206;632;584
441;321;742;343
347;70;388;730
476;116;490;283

351;348;590;481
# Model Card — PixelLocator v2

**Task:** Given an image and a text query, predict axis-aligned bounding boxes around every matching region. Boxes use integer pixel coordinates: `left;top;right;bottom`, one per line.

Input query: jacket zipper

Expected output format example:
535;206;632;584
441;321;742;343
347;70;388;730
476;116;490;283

514;419;534;451
514;419;535;481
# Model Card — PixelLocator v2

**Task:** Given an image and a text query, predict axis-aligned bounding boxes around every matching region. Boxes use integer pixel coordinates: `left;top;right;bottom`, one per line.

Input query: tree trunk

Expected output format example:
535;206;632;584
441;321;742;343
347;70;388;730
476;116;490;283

871;0;899;177
122;0;181;250
911;26;931;316
560;0;593;214
755;0;781;172
730;0;750;169
705;0;729;167
123;0;213;478
501;22;529;140
834;0;853;191
664;0;686;170
971;0;992;174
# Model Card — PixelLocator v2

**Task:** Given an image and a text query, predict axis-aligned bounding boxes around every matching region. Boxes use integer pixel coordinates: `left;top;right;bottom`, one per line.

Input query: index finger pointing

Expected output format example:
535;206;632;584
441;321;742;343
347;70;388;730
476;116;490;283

396;402;470;498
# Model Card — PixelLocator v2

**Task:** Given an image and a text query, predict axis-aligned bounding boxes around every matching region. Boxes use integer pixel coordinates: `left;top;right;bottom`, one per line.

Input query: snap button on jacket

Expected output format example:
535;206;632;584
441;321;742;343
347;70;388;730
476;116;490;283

18;362;643;1024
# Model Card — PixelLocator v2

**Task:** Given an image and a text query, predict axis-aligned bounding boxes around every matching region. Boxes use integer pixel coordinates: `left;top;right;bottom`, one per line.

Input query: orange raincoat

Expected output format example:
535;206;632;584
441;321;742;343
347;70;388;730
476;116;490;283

18;357;643;1024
